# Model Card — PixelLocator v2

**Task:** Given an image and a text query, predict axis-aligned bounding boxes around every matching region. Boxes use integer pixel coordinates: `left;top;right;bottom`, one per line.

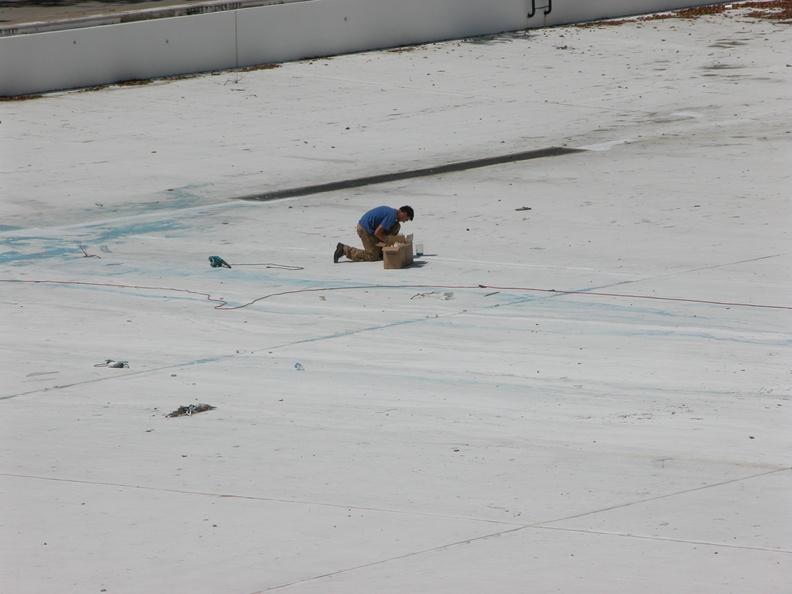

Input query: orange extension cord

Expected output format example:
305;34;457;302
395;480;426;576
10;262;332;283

1;278;790;311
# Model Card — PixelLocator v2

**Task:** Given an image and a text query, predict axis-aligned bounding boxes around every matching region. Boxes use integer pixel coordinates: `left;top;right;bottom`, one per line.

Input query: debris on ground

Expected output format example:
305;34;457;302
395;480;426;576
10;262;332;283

94;359;129;368
577;1;792;27
79;243;100;258
411;291;454;300
167;404;216;418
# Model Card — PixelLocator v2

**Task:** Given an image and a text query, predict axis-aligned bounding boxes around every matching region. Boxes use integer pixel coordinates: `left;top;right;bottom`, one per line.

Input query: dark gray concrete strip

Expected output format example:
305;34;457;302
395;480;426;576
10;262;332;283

236;147;585;202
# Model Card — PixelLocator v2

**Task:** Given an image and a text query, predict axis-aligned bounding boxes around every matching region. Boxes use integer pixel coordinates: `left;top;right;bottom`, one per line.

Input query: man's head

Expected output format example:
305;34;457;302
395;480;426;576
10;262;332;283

397;205;414;222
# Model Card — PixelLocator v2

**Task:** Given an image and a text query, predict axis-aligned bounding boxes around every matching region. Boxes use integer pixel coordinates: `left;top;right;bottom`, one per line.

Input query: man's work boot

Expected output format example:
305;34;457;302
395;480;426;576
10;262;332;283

333;243;345;263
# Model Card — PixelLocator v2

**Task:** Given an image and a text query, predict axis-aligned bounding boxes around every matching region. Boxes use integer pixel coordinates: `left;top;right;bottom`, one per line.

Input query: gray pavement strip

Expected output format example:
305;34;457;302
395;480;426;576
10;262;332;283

236;146;584;202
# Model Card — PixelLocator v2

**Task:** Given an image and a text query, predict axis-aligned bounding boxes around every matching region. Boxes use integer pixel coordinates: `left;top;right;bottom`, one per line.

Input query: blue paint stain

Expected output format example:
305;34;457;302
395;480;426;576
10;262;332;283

0;235;83;265
0;185;212;265
0;219;184;265
88;219;183;243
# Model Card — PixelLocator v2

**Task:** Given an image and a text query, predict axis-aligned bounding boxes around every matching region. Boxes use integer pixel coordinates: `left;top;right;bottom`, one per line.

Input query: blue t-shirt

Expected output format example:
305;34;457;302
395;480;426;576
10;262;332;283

359;206;397;235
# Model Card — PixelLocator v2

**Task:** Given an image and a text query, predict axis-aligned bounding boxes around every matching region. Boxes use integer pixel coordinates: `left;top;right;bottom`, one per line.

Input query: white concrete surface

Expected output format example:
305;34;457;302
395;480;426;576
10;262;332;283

1;4;791;593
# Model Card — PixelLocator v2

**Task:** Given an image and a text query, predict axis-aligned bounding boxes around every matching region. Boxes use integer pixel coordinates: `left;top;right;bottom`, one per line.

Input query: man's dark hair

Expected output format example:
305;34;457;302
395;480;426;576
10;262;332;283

399;205;414;221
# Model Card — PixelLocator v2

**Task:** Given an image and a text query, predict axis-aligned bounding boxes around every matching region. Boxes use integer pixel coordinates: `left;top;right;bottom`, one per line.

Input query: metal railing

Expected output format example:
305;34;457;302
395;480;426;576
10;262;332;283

528;0;552;18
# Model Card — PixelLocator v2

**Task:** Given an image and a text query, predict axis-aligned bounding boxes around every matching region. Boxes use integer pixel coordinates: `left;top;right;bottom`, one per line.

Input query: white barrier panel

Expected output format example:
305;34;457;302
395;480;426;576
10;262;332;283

0;11;236;96
0;0;721;97
541;0;720;25
236;0;529;66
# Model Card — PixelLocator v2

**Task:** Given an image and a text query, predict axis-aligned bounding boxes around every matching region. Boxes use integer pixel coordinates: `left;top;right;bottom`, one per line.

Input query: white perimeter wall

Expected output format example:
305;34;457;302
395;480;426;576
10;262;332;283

0;0;721;96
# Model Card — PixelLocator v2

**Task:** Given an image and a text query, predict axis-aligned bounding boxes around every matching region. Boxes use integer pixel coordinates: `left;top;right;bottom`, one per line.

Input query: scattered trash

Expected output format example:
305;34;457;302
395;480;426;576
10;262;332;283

484;291;500;297
78;243;100;258
515;206;532;211
411;291;454;300
294;363;305;371
167;404;216;418
94;359;129;368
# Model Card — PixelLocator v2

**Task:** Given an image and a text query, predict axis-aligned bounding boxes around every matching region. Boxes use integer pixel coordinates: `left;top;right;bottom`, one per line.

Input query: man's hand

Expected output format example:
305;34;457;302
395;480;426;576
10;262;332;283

374;225;388;242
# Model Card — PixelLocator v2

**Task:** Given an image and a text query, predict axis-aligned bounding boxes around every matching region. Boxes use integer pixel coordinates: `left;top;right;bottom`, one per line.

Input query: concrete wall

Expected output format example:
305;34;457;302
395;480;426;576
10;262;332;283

0;0;722;96
1;11;237;96
234;0;530;67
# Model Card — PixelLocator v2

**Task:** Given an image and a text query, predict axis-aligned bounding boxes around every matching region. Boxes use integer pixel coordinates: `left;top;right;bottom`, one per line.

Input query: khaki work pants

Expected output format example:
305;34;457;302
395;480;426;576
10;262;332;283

344;222;401;262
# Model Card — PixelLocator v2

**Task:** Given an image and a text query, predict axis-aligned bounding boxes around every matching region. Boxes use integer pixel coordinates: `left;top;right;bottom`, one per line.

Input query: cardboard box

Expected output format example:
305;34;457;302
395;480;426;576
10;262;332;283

379;234;414;269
